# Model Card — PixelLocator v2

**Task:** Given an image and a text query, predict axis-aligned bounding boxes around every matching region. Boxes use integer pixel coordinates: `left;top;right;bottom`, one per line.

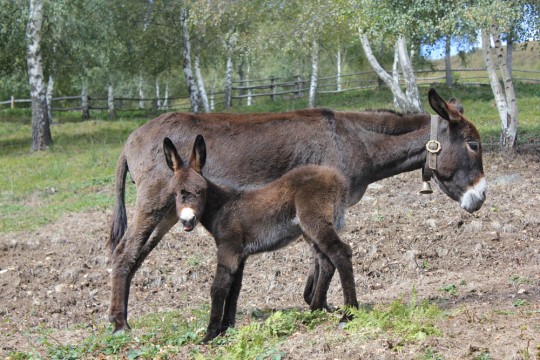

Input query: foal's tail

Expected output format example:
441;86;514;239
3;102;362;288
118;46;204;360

109;151;128;253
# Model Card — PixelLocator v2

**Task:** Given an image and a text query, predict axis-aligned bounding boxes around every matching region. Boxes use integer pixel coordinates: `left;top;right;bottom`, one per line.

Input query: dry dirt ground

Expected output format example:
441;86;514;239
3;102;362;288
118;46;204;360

1;151;540;359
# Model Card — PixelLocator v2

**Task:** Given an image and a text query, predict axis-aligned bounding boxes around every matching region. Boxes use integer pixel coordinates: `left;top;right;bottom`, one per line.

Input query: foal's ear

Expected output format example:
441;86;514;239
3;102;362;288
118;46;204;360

163;137;184;172
189;134;207;173
428;88;461;122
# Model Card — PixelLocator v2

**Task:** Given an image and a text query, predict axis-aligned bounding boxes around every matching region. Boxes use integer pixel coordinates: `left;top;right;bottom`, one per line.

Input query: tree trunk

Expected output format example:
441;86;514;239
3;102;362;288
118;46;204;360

445;36;453;87
155;80;161;110
138;73;145;109
224;31;237;108
194;50;210;112
108;82;116;119
163;83;169;110
491;25;518;150
391;45;400;109
360;32;410;112
180;8;199;113
308;39;319;108
336;46;342;92
247;63;252;106
481;29;517;151
26;0;52;151
46;75;54;123
81;83;90;119
396;36;422;113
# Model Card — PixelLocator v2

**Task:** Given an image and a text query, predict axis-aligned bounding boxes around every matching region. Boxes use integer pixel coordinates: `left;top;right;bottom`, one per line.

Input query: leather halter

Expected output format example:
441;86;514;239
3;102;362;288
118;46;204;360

423;115;441;182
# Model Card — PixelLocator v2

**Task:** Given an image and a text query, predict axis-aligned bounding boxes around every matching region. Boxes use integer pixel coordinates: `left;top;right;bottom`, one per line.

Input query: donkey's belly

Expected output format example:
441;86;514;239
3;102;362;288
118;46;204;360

244;221;303;255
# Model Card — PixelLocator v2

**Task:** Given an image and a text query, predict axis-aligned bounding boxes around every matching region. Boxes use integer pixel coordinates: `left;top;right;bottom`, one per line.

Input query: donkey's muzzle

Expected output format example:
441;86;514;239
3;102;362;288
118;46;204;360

179;207;197;232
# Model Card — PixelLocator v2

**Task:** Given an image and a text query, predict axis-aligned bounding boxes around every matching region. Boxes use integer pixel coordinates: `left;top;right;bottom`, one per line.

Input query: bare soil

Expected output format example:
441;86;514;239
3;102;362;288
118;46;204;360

1;151;540;359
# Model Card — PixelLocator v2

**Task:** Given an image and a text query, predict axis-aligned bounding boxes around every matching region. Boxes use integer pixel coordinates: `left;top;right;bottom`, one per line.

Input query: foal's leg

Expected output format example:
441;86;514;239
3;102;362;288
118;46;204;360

220;258;246;333
300;221;358;321
109;201;174;332
303;244;320;305
303;243;335;312
203;244;243;343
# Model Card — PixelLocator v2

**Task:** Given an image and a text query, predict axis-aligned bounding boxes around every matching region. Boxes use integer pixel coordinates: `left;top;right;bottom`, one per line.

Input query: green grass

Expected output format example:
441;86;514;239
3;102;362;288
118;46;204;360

0;117;144;232
1;83;539;233
6;297;445;359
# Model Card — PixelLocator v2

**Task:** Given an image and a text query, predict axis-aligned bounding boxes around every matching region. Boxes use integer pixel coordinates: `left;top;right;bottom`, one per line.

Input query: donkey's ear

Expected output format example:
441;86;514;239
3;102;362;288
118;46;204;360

189;134;207;173
163;137;184;172
428;88;460;122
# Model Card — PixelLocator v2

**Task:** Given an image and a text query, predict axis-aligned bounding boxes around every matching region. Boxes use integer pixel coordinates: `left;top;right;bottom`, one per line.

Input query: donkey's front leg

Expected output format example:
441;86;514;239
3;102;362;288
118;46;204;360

220;259;246;333
202;247;242;343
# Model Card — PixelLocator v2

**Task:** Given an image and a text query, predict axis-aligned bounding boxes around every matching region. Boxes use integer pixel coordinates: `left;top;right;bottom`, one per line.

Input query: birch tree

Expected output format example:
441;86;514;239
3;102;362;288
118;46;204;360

180;7;199;113
26;0;52;151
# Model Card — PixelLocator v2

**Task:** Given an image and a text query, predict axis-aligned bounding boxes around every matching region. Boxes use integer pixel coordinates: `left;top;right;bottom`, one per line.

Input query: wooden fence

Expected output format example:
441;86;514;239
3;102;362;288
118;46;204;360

2;68;539;116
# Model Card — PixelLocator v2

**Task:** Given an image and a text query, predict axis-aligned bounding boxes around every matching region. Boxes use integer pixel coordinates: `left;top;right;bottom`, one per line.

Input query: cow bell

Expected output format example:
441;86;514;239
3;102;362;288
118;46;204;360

419;181;433;195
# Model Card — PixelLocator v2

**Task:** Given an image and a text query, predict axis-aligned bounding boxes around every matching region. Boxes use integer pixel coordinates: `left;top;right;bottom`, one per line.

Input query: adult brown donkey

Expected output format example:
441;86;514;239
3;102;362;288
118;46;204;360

163;135;357;342
108;88;486;332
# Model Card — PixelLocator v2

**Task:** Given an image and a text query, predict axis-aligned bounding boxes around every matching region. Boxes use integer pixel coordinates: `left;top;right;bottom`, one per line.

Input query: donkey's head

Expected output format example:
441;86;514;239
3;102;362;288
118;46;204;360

426;89;486;213
163;135;208;231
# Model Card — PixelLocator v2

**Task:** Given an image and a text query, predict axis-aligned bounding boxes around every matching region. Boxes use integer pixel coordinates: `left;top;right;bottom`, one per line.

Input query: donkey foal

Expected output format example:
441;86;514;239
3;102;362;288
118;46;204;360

163;135;359;343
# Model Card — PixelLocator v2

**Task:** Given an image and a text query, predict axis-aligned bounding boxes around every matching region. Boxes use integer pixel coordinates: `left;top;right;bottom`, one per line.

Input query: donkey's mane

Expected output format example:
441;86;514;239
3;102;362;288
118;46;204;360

337;109;429;136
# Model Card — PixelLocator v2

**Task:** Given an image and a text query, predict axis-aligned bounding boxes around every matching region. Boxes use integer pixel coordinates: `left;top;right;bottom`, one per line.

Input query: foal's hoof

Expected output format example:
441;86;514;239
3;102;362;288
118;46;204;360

200;332;219;345
109;316;131;334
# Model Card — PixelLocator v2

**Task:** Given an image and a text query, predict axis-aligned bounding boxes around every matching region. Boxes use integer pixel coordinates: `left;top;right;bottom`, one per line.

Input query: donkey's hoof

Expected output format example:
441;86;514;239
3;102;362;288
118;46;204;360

109;316;131;334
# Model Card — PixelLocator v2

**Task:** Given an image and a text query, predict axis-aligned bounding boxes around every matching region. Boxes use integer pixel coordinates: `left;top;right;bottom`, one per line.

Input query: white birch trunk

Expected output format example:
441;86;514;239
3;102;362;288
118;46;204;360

138;74;145;109
247;63;252;106
491;25;518;149
396;36;422;113
481;29;508;140
108;82;116;119
224;31;237;108
81;83;89;119
163;84;169;110
337;46;342;92
46;75;54;123
194;51;210;112
26;0;52;151
155;80;161;110
360;31;409;112
392;45;400;109
308;39;319;108
180;8;199;113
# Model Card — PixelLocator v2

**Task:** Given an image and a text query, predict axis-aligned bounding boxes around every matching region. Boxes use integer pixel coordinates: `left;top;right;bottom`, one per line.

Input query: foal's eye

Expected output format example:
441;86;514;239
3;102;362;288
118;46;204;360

467;141;479;152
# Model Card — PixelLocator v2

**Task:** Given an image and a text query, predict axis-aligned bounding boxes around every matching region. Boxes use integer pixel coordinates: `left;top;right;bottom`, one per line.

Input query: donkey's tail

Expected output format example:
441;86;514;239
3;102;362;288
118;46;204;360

109;151;128;253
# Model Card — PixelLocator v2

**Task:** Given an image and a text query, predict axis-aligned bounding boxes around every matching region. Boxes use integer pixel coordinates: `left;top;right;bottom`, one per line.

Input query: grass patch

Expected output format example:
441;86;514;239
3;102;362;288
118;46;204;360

7;300;443;359
344;291;443;345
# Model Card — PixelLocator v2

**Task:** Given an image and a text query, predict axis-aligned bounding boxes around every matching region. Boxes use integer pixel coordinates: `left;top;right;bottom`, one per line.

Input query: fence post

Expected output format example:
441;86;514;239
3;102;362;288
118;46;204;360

210;93;215;112
270;77;275;101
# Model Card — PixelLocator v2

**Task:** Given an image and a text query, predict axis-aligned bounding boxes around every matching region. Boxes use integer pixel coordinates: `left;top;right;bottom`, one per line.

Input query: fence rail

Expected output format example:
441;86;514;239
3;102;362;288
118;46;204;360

2;68;539;116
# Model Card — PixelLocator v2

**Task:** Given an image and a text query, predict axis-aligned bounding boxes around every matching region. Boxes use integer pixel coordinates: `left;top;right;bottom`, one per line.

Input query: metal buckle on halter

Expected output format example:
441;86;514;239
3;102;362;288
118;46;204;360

426;140;441;154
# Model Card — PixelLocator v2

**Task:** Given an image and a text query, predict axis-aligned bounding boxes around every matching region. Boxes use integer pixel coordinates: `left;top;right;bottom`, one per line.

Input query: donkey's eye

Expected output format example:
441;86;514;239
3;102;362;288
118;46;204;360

467;141;479;152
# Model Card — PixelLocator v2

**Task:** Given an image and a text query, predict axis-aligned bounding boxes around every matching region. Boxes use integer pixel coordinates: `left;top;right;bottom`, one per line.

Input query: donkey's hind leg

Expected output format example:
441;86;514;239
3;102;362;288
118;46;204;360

109;203;175;332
